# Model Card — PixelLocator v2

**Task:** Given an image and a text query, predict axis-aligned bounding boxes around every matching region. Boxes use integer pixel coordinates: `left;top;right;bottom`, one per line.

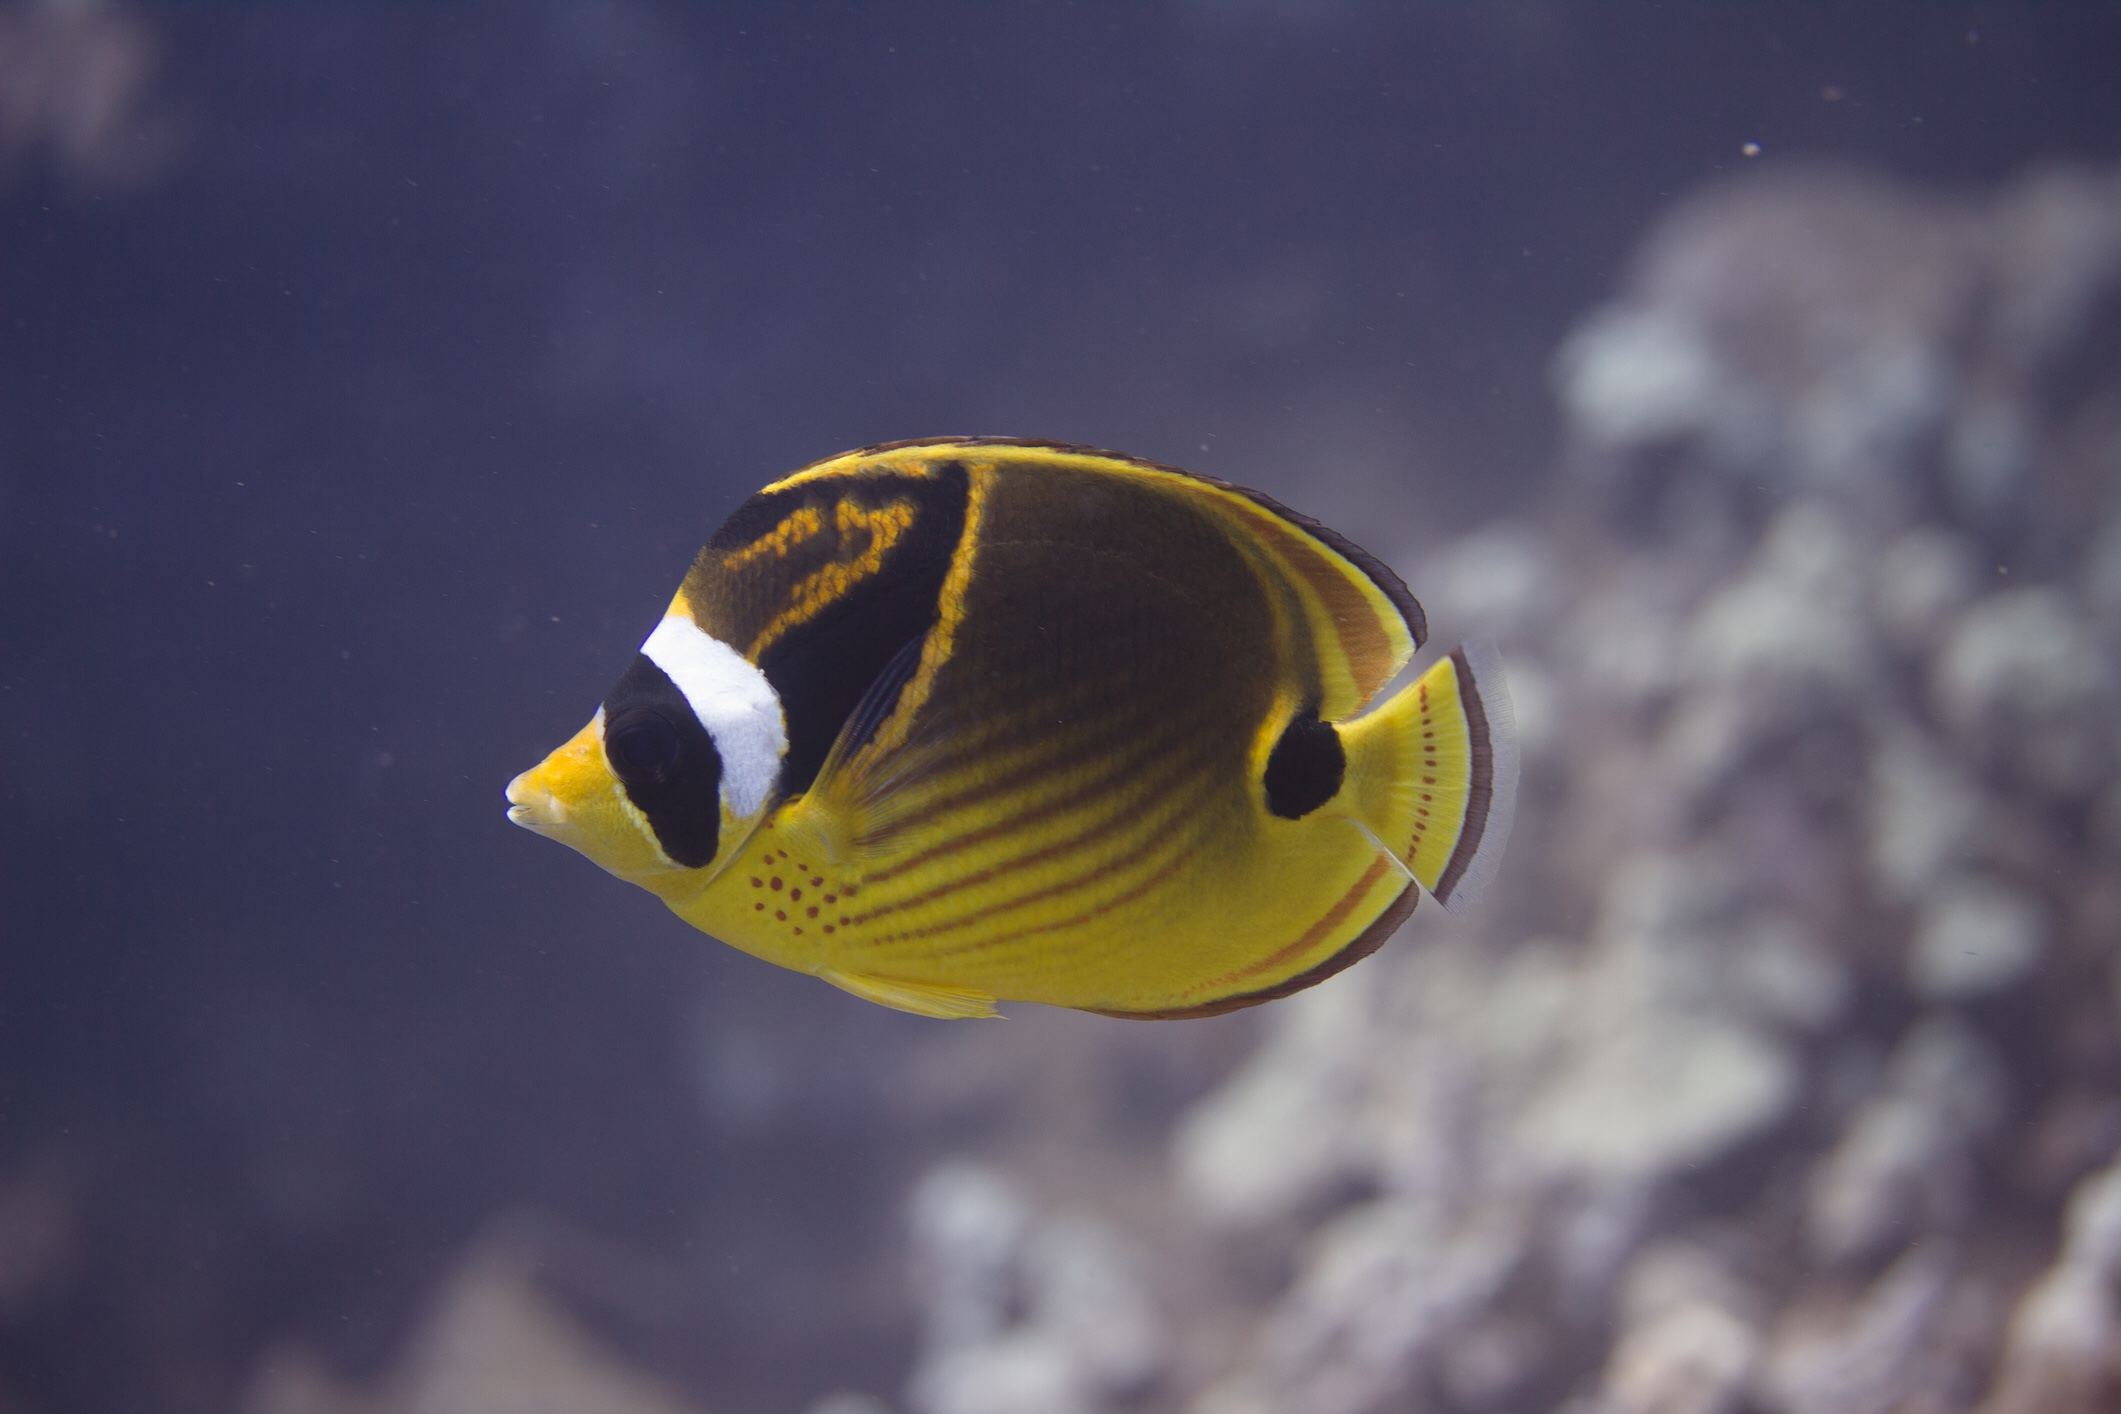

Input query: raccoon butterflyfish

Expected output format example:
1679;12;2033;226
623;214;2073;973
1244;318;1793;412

506;438;1517;1020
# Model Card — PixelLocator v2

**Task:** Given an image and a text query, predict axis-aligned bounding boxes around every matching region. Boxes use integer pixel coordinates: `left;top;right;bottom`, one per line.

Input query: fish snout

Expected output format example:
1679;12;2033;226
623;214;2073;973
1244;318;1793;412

501;713;676;882
505;768;568;834
504;713;609;841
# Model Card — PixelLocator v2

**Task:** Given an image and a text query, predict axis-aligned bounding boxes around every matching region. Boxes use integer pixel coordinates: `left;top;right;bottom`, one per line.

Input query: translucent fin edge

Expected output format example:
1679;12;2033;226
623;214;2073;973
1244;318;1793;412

1433;637;1520;916
818;968;1001;1020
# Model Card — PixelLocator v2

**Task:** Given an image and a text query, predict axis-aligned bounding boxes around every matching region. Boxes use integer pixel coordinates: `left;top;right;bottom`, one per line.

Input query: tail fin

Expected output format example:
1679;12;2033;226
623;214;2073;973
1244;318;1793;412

1337;640;1519;914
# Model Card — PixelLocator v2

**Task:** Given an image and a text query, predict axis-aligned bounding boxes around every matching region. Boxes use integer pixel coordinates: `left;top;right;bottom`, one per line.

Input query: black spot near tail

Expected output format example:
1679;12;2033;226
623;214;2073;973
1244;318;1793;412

1263;709;1344;820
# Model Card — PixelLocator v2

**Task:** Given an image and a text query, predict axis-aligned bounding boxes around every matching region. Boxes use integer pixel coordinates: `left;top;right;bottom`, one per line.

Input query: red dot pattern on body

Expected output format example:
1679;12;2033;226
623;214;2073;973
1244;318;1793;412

743;842;866;939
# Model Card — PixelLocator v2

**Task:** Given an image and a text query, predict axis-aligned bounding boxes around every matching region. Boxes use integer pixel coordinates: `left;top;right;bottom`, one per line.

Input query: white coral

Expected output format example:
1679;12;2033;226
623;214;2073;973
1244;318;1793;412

1935;586;2116;796
1805;1016;2008;1265
905;1163;1161;1414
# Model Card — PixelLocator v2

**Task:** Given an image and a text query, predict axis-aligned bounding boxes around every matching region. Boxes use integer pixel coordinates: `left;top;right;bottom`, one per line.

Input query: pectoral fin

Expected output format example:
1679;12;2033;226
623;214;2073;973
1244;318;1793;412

818;968;1000;1019
792;633;951;862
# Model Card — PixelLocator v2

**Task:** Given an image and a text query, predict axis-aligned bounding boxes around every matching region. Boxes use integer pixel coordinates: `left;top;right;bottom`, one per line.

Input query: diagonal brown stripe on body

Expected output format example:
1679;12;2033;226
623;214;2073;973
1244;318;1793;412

862;702;1226;885
1200;854;1392;991
913;840;1206;960
1236;508;1396;699
850;727;1229;928
876;765;1231;950
1089;882;1416;1020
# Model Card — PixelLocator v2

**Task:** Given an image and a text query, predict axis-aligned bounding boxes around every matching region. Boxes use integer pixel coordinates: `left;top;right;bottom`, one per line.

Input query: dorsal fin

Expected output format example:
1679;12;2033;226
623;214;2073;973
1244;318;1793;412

777;438;1424;715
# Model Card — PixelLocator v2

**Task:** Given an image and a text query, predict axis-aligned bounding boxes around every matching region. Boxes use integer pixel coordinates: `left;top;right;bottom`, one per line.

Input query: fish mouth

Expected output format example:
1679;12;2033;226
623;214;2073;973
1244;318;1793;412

504;769;565;833
507;714;610;845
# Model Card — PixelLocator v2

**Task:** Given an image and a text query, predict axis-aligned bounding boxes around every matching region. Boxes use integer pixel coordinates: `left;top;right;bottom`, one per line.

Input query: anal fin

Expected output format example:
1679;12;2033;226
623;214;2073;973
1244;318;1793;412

818;968;1000;1020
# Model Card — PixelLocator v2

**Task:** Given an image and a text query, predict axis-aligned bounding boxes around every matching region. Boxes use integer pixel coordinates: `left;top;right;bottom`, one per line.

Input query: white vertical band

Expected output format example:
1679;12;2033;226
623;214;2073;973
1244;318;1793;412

640;615;787;818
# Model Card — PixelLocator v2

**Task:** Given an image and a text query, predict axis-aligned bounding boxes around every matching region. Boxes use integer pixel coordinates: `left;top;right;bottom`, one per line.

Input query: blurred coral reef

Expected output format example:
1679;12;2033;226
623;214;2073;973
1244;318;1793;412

902;1162;1161;1414
0;0;179;191
242;1229;705;1414
54;157;2121;1414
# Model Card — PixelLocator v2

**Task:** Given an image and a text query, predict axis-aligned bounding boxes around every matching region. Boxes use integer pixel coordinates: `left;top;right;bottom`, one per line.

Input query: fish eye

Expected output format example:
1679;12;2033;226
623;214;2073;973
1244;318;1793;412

605;711;683;786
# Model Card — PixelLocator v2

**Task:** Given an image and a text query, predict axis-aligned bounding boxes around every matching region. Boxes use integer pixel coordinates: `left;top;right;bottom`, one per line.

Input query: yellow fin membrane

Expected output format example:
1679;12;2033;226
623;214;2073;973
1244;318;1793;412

818;968;1001;1020
1339;639;1519;914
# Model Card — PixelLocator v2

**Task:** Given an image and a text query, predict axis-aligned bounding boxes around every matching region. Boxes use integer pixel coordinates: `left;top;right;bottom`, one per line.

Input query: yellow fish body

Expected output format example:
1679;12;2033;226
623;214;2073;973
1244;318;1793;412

507;439;1516;1019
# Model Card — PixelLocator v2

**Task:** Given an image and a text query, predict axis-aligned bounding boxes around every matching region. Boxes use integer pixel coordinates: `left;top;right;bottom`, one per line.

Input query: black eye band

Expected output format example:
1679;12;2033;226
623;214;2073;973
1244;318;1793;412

602;654;722;867
605;711;683;786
